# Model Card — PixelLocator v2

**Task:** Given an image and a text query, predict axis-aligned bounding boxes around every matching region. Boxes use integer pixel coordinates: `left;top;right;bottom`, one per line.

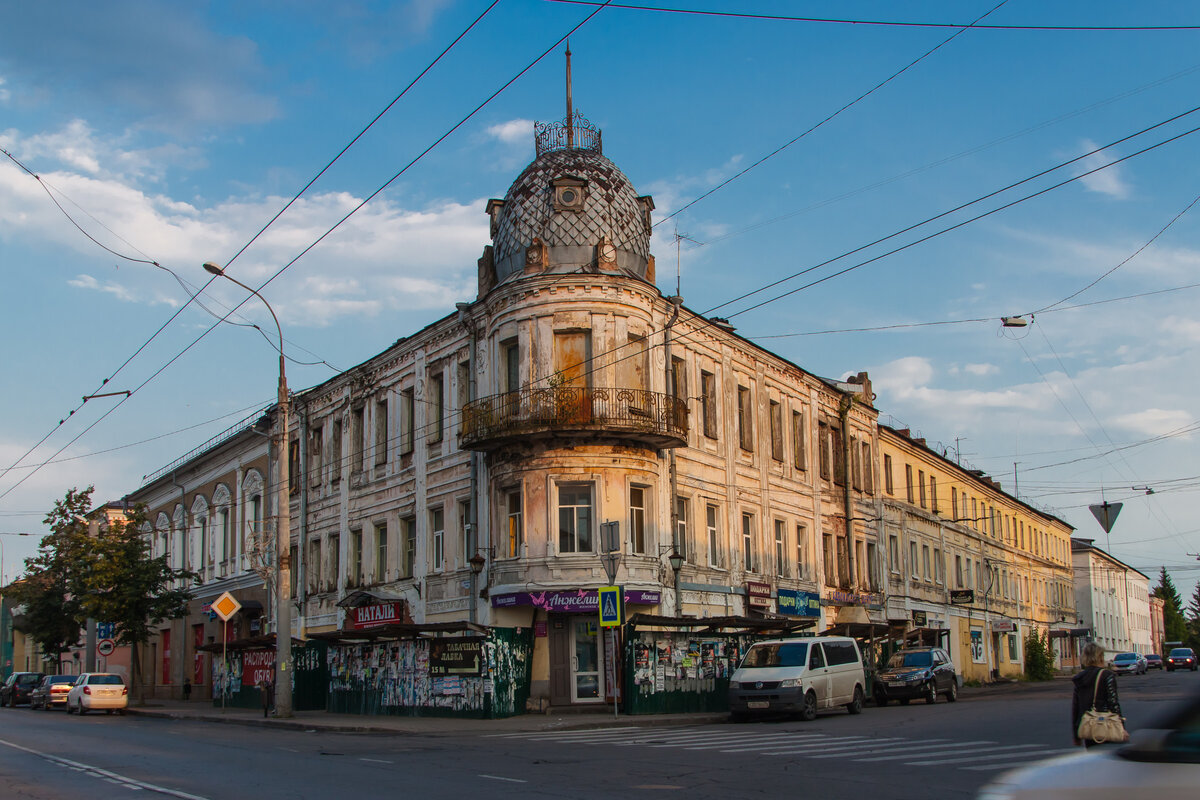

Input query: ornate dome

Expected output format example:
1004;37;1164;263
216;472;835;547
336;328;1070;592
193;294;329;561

486;121;655;285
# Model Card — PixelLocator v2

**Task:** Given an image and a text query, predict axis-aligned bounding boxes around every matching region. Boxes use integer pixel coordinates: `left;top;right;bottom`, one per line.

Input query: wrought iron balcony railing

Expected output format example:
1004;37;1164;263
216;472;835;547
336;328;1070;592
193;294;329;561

460;386;688;450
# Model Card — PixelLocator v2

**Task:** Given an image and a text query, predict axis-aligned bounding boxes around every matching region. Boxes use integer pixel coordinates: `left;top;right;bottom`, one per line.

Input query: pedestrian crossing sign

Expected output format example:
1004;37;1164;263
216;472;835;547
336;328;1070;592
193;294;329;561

598;586;624;627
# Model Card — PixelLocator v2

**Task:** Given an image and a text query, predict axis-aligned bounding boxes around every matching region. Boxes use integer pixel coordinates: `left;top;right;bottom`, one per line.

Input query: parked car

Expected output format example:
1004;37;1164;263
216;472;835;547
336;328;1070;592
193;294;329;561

1;672;45;707
1166;648;1198;672
30;675;79;710
1110;652;1147;675
1145;654;1164;671
727;636;867;721
976;687;1200;798
65;673;128;715
875;646;960;705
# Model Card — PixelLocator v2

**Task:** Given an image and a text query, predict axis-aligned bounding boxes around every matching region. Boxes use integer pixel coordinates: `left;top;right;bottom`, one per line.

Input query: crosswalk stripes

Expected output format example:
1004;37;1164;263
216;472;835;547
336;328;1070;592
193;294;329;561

484;725;1067;772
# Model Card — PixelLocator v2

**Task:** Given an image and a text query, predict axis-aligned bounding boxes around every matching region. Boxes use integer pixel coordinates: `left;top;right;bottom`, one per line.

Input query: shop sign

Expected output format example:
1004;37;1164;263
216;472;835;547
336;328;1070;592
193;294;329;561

490;589;660;612
824;589;882;609
242;649;274;686
776;588;821;617
429;638;484;676
912;610;928;626
950;589;975;605
746;581;772;609
350;601;404;629
991;618;1016;633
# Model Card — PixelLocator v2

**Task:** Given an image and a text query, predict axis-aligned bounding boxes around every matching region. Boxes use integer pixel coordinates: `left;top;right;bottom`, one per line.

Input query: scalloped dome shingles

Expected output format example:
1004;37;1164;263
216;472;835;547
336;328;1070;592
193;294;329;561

492;148;650;280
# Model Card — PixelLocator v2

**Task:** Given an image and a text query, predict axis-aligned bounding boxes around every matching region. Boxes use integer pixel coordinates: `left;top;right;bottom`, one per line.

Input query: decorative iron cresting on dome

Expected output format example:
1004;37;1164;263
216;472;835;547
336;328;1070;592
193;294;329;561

534;110;602;156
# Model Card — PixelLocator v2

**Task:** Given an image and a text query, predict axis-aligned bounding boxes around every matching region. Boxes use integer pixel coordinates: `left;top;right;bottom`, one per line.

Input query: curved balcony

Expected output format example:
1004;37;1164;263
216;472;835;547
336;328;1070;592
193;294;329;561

460;386;688;451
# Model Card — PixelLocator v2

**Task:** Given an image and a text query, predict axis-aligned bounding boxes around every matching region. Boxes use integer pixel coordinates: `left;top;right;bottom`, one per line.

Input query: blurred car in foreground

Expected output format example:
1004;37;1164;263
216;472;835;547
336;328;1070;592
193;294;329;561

977;688;1200;799
1166;648;1197;672
65;673;127;715
30;675;78;710
1145;654;1164;671
1;672;45;707
1110;652;1147;675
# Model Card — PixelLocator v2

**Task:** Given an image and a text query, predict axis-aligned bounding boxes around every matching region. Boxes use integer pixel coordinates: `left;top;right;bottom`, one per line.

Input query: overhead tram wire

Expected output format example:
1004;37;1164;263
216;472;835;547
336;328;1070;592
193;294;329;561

652;0;1011;230
0;2;504;497
547;1;1200;31
0;2;617;503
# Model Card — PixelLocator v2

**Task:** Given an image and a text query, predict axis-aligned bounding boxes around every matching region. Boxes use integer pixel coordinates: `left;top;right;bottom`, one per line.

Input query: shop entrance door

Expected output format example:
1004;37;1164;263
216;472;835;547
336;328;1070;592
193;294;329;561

571;618;603;703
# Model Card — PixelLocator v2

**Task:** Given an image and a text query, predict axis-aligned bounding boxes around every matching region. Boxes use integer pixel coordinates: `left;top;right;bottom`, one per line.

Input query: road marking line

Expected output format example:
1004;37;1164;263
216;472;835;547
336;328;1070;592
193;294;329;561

960;752;1078;772
762;736;879;754
485;726;645;738
479;775;528;783
852;741;997;761
0;737;210;799
359;758;393;764
907;746;1066;766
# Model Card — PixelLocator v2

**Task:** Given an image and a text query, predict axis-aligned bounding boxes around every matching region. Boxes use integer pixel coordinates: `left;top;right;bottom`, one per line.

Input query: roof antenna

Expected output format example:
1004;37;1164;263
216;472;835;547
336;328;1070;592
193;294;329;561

673;228;702;297
565;41;574;148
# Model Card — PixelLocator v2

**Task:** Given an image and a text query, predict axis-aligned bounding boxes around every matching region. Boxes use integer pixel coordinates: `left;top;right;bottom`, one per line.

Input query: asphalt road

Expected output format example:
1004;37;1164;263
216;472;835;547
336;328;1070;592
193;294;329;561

0;670;1196;800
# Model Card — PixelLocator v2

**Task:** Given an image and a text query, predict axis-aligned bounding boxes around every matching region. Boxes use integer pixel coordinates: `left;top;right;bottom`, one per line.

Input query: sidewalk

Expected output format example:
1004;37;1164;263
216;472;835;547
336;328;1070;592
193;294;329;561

128;677;1067;735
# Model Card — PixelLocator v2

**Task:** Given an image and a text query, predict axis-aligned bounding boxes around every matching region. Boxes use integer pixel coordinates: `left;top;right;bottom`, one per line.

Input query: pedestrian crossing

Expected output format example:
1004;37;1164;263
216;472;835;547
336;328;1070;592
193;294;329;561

484;725;1076;772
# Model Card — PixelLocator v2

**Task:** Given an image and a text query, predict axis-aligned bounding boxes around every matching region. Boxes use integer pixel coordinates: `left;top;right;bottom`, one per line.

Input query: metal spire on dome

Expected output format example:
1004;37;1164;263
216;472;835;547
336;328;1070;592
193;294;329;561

534;45;601;156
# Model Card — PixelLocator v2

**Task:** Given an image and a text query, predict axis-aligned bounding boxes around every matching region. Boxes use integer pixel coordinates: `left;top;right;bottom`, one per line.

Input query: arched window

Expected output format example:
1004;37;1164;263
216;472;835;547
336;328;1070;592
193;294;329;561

191;495;210;580
172;505;186;572
241;470;264;572
156;512;171;561
213;483;232;576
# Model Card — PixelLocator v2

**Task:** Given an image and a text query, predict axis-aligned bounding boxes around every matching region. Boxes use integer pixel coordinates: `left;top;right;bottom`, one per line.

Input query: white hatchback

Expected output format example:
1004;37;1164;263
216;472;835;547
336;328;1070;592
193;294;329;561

66;673;128;715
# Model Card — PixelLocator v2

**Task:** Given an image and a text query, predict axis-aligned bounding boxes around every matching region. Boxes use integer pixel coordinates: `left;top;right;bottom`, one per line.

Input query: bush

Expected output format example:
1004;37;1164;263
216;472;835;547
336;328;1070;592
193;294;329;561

1024;629;1056;681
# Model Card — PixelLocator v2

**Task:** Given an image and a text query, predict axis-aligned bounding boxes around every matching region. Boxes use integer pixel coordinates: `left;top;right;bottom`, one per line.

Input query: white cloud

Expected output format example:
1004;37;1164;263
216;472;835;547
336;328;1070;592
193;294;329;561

487;119;532;145
0;76;9;103
964;363;998;376
1109;408;1193;437
1075;139;1130;199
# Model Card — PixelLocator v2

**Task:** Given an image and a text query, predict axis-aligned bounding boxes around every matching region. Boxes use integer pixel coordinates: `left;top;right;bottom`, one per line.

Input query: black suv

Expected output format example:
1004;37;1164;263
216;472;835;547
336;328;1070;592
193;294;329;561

1;672;46;707
874;647;959;705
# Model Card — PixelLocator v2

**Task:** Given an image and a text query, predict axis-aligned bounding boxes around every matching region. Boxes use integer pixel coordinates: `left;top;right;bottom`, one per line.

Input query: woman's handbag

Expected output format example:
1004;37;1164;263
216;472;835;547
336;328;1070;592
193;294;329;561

1076;670;1127;743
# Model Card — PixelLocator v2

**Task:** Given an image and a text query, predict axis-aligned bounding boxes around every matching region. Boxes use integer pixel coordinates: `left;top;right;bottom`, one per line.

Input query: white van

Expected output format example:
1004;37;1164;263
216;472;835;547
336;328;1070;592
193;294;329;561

727;636;867;721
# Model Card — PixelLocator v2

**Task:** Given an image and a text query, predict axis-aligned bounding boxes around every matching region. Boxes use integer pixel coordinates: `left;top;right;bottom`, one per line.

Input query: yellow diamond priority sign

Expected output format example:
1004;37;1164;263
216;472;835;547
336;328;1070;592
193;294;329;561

212;591;242;622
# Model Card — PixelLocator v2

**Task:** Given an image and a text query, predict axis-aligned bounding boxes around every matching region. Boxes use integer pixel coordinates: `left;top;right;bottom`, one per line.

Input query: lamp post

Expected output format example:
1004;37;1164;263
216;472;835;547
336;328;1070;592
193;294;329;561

668;551;684;617
203;261;293;718
0;532;33;587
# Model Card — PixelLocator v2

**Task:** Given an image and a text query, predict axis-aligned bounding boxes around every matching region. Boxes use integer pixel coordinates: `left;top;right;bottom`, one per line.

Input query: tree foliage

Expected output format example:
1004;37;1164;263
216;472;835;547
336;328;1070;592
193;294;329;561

9;488;197;704
1024;629;1056;681
1153;567;1190;644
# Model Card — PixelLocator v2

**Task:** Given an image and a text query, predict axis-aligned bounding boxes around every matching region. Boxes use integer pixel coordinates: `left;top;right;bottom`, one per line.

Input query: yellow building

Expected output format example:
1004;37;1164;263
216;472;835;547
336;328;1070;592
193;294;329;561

878;425;1075;681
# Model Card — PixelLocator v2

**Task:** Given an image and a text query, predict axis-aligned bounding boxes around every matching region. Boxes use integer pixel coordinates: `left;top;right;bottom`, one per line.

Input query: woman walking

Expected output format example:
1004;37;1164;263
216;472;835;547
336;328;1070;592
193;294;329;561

1071;642;1127;747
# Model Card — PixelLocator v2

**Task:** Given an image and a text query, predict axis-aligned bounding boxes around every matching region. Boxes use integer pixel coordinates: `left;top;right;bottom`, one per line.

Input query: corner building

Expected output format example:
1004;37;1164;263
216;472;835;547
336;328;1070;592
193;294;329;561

289;101;883;710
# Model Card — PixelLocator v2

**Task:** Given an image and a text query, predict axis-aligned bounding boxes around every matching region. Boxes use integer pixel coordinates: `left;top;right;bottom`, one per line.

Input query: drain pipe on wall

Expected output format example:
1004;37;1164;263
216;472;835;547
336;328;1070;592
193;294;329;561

664;295;682;615
458;302;482;624
838;394;858;589
296;398;309;638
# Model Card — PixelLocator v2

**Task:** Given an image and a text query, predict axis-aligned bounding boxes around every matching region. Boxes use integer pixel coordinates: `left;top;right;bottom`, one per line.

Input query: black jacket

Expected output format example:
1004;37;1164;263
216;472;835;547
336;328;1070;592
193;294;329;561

1071;666;1121;738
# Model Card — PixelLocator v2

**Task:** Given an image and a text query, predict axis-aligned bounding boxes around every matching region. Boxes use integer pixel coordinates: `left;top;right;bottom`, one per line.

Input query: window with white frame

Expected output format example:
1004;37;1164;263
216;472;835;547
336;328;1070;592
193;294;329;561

375;521;388;583
774;519;786;576
742;512;756;572
505;488;522;558
557;484;593;553
430;507;444;570
706;504;722;568
675;496;688;561
629;486;647;555
402;516;416;578
796;523;807;579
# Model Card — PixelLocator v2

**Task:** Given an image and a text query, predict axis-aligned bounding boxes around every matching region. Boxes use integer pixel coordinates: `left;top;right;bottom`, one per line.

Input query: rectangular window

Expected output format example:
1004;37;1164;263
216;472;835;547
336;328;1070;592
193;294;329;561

922;545;931;581
457;361;471;411
796;524;807;579
774;520;786;576
502;339;520;393
351;406;364;471
742;513;755;572
951;487;958;520
428;372;444;443
737;385;754;451
329;533;340;591
402;517;416;579
889;534;899;574
374;398;388;466
288;439;299;495
350;528;363;586
331;419;342;483
905;464;914;503
851;437;862;491
675;496;688;561
910;541;919;578
219;508;231;568
933;547;942;584
884;454;894;495
929;475;938;513
375;522;388;583
706;505;721;568
792;410;806;470
430;507;445;570
629;486;647;555
400;388;415;455
965;557;973;589
861;441;873;493
504;489;523;558
831;426;845;486
459;500;472;571
557;484;593;553
671;356;687;402
308;539;321;592
824;532;836;587
769;400;784;461
819;421;832;480
311;427;324;486
701;371;717;439
866;541;878;590
955;554;964;588
918;469;927;508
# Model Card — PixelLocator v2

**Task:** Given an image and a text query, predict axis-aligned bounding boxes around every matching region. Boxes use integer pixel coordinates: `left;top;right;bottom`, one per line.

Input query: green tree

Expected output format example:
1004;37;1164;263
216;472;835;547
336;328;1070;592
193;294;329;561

1024;629;1055;681
1153;567;1189;645
77;502;196;706
1186;581;1200;650
4;487;95;666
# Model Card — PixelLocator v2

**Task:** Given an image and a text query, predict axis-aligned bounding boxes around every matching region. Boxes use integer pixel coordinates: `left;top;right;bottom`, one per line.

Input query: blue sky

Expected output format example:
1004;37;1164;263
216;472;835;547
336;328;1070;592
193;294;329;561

3;1;1200;606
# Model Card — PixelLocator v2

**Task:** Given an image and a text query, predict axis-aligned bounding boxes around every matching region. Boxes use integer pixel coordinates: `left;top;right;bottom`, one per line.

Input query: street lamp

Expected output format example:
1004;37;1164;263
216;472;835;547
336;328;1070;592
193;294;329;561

202;261;294;718
667;551;684;616
0;532;33;587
